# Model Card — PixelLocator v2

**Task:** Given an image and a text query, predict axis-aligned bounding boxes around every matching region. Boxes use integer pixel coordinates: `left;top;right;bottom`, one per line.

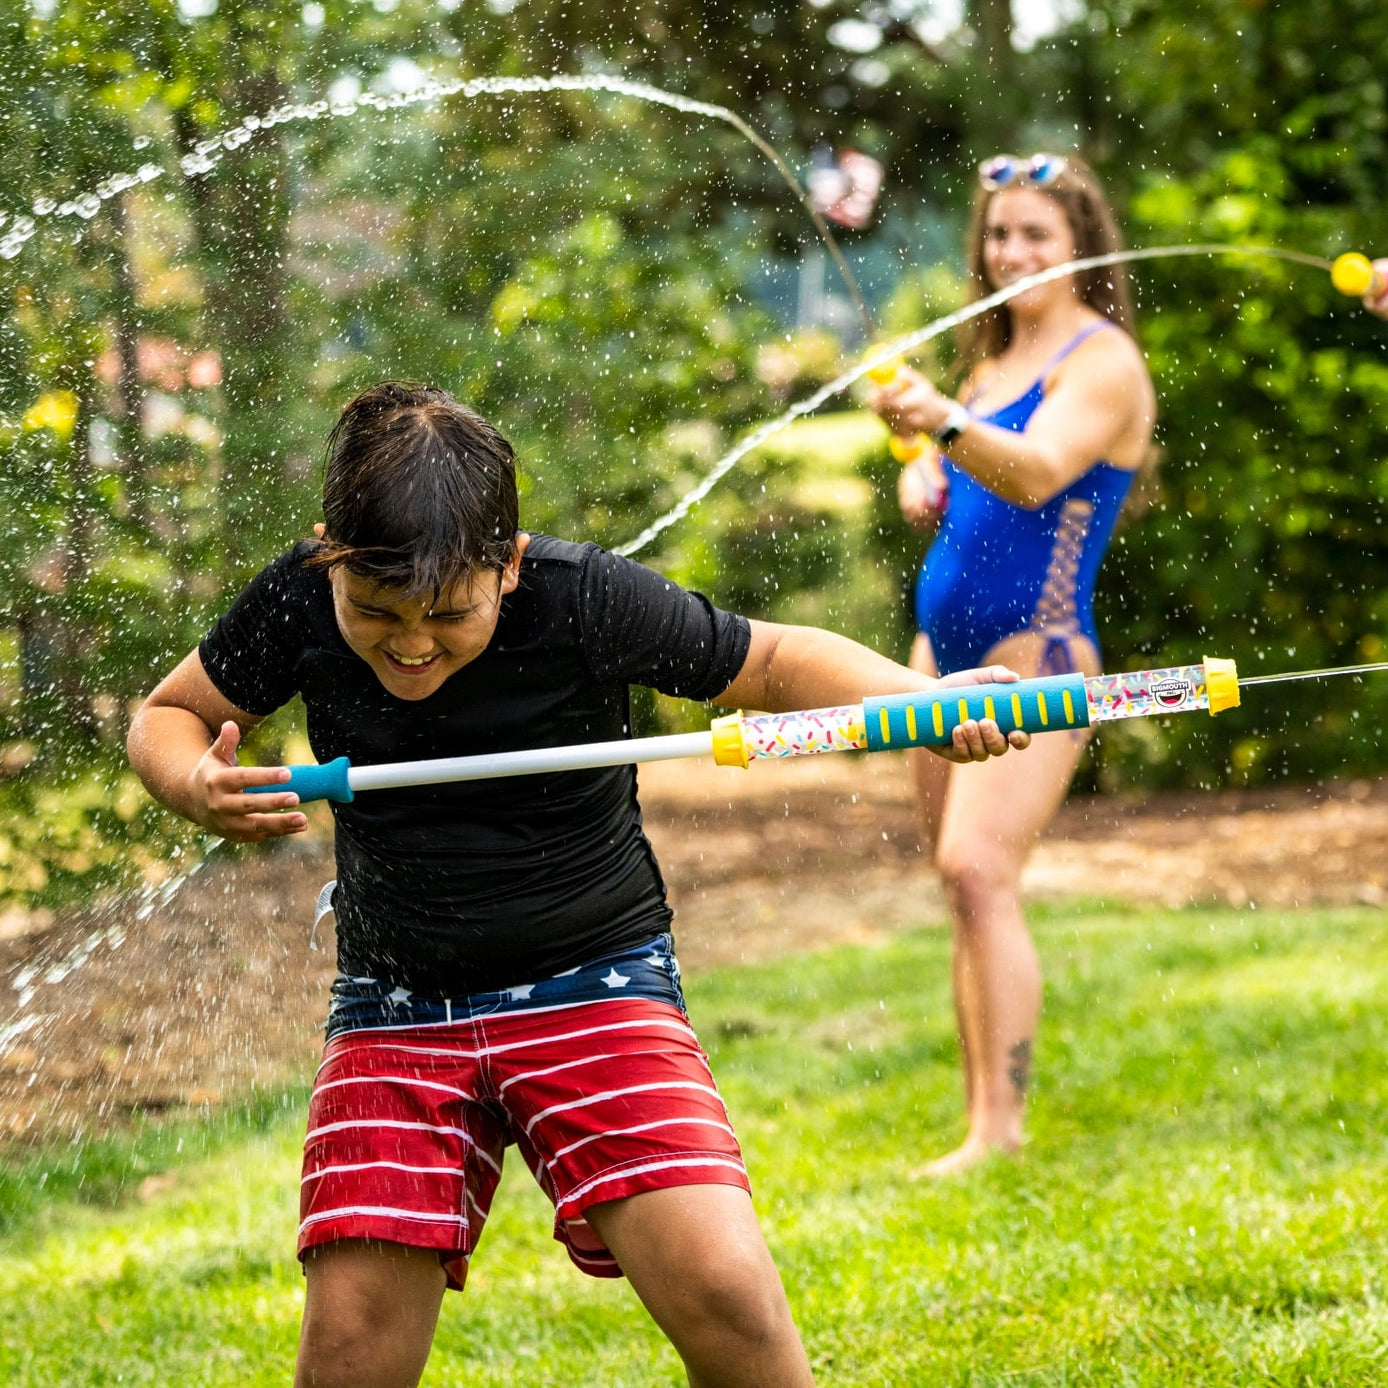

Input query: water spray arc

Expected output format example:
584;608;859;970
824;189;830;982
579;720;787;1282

616;241;1366;557
0;71;873;327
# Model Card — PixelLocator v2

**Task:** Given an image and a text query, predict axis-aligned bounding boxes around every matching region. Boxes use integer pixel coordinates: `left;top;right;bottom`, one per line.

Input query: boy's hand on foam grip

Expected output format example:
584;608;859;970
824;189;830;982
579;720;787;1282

930;665;1032;762
188;720;309;842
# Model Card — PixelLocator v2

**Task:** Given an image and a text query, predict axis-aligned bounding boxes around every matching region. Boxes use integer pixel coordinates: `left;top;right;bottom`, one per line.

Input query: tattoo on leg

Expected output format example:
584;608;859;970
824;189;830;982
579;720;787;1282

1007;1039;1032;1097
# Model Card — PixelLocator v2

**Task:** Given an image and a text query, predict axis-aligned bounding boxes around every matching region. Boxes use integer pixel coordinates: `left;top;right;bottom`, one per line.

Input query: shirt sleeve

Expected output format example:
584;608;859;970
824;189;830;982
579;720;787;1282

198;550;312;716
576;545;752;701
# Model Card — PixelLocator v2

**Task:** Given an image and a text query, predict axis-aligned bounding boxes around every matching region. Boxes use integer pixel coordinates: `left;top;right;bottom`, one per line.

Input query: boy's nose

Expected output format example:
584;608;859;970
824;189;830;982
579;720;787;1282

393;625;434;654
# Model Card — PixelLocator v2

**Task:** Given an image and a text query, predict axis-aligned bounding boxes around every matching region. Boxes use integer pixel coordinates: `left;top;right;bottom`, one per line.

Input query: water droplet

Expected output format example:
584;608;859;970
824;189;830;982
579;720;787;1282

180;152;218;177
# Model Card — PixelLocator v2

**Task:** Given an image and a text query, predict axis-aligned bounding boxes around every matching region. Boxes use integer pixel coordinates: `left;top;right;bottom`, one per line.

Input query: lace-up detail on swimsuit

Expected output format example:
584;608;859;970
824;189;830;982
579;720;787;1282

1029;497;1094;673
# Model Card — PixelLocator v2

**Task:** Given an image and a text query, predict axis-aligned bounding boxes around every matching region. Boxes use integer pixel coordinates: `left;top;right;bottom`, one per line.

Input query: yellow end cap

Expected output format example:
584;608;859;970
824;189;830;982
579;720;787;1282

863;353;902;385
1203;656;1240;715
888;433;925;463
710;713;750;768
1332;252;1374;297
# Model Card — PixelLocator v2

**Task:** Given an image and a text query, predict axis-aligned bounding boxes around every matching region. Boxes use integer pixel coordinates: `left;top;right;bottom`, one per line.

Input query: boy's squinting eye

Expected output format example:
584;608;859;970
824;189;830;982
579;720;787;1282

349;602;477;623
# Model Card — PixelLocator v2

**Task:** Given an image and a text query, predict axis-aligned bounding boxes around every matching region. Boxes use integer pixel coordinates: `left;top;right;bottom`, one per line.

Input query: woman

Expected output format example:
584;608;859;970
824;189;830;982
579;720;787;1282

868;152;1156;1175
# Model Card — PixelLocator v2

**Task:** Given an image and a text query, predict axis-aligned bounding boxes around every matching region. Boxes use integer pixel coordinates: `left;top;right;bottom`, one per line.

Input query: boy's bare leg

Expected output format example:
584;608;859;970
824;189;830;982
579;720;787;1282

295;1240;447;1388
585;1184;814;1388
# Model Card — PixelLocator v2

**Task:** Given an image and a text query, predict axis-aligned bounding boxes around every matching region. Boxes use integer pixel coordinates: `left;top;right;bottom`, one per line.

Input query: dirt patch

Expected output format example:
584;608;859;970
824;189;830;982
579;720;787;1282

2;756;1385;1148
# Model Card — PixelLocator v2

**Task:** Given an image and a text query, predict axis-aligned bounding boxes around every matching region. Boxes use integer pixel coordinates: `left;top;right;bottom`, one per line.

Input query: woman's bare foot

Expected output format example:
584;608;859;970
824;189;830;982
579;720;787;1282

913;1133;1021;1179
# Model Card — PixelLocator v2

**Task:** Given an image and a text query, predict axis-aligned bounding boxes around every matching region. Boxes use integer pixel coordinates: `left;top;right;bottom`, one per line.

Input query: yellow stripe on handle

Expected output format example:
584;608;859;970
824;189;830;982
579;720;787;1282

862;671;1092;753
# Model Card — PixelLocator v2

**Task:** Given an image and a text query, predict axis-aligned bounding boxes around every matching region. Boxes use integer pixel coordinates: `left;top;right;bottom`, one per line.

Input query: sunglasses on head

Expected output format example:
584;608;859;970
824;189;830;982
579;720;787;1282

977;153;1068;192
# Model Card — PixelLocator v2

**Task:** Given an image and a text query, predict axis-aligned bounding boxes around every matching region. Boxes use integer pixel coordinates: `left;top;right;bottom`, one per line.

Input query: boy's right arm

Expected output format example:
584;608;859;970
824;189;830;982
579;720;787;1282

126;651;308;842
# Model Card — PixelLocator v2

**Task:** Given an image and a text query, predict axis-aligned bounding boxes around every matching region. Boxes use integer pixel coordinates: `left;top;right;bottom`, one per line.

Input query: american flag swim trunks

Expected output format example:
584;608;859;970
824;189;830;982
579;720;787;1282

299;934;749;1289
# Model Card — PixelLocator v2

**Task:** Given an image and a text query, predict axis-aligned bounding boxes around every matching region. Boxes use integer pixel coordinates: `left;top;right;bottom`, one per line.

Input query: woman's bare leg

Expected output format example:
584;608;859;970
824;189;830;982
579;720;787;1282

919;631;1098;1176
904;635;982;1111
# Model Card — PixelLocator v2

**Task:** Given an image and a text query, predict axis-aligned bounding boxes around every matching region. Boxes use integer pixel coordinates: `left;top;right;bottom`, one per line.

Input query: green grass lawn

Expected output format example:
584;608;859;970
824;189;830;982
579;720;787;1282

3;903;1387;1385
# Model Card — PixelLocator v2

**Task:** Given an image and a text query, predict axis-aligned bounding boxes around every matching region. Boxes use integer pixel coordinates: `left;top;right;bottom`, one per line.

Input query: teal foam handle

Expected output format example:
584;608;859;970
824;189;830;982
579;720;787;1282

863;672;1091;750
246;756;354;804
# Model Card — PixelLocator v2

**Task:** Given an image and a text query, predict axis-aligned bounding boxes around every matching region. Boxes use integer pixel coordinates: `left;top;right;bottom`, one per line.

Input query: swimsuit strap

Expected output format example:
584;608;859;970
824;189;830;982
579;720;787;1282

1038;319;1115;375
963;319;1117;410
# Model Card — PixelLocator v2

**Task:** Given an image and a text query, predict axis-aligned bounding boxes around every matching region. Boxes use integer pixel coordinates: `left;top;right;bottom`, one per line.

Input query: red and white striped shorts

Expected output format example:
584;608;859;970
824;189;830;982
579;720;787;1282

299;996;749;1288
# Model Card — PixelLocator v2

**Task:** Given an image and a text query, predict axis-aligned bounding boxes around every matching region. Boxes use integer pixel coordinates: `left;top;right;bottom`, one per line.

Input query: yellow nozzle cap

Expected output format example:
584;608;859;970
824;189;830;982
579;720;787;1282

1203;656;1240;715
864;353;902;385
1332;252;1374;297
711;712;750;769
888;433;925;464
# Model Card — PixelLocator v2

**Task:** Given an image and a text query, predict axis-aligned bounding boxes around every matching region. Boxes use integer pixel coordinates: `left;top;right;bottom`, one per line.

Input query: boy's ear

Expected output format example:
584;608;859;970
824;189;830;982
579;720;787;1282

500;532;530;594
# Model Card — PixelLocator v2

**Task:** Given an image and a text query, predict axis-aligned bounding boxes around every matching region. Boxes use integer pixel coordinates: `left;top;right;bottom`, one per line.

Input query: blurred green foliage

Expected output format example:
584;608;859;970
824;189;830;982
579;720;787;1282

0;0;1384;906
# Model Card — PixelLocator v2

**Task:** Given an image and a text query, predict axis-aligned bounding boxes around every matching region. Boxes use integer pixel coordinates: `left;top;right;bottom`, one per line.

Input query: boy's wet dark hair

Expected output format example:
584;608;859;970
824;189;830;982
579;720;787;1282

310;381;519;598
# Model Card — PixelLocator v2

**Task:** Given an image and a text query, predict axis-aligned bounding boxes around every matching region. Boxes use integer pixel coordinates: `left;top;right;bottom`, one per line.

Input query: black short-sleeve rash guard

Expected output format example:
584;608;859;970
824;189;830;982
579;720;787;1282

199;536;752;994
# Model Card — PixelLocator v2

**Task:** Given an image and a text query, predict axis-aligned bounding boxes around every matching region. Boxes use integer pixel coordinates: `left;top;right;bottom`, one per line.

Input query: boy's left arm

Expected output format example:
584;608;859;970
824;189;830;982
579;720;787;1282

715;620;1029;764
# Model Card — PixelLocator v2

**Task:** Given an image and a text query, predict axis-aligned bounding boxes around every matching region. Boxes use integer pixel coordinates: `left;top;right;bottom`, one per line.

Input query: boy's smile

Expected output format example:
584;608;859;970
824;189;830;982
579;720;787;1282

329;533;529;700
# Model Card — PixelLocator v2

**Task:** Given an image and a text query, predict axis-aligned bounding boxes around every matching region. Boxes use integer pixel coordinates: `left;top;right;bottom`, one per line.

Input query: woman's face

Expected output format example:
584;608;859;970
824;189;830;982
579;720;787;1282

980;186;1080;315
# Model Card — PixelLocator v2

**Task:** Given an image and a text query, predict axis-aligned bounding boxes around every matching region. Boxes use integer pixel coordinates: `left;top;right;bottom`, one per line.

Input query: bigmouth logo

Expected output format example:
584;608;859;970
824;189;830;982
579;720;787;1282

1151;678;1192;709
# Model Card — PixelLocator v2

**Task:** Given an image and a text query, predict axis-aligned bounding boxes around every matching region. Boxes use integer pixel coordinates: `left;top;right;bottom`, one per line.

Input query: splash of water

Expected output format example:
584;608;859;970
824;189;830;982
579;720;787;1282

0;72;870;325
5;852;209;1011
615;242;1335;557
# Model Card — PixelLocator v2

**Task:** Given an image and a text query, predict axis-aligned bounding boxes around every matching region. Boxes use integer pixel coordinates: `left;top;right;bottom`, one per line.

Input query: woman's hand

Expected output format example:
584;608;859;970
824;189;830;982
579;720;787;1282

897;452;949;531
867;365;953;437
186;720;308;842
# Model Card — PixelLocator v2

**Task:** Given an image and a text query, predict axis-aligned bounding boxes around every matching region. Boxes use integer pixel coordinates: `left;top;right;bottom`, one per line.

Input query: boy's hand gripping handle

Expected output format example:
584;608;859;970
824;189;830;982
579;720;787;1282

862;672;1091;750
248;756;354;804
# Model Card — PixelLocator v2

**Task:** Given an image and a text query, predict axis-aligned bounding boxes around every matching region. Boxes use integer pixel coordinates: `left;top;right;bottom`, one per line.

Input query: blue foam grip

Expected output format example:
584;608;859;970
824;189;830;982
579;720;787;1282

863;672;1091;751
246;757;354;805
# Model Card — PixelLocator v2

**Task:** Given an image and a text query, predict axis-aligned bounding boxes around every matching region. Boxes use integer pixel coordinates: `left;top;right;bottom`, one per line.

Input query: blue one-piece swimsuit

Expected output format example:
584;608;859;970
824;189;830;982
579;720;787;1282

914;322;1135;675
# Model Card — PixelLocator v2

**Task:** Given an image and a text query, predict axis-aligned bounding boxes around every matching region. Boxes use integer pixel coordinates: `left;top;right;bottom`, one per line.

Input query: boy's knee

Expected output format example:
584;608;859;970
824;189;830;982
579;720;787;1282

296;1242;444;1388
681;1252;794;1349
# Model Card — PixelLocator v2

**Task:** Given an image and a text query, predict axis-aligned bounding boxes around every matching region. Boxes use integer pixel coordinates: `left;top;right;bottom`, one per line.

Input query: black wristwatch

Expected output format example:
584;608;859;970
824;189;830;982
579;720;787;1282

930;402;971;448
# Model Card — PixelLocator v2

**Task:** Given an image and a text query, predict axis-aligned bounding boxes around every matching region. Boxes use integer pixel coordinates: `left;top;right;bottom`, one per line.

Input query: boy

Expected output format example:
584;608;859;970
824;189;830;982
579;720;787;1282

128;381;1026;1388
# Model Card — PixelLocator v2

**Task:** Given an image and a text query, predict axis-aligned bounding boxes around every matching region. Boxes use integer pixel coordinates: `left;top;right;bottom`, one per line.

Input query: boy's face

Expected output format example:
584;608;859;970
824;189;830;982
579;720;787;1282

329;533;529;701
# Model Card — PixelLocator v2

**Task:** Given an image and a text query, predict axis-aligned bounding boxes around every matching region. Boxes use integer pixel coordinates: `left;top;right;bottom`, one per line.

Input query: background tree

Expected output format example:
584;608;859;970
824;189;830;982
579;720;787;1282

0;0;1384;907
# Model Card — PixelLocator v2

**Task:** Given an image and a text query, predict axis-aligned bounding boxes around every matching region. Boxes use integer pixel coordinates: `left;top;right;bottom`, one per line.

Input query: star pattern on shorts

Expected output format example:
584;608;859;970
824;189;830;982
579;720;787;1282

507;984;536;1002
602;968;631;989
387;986;412;1005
